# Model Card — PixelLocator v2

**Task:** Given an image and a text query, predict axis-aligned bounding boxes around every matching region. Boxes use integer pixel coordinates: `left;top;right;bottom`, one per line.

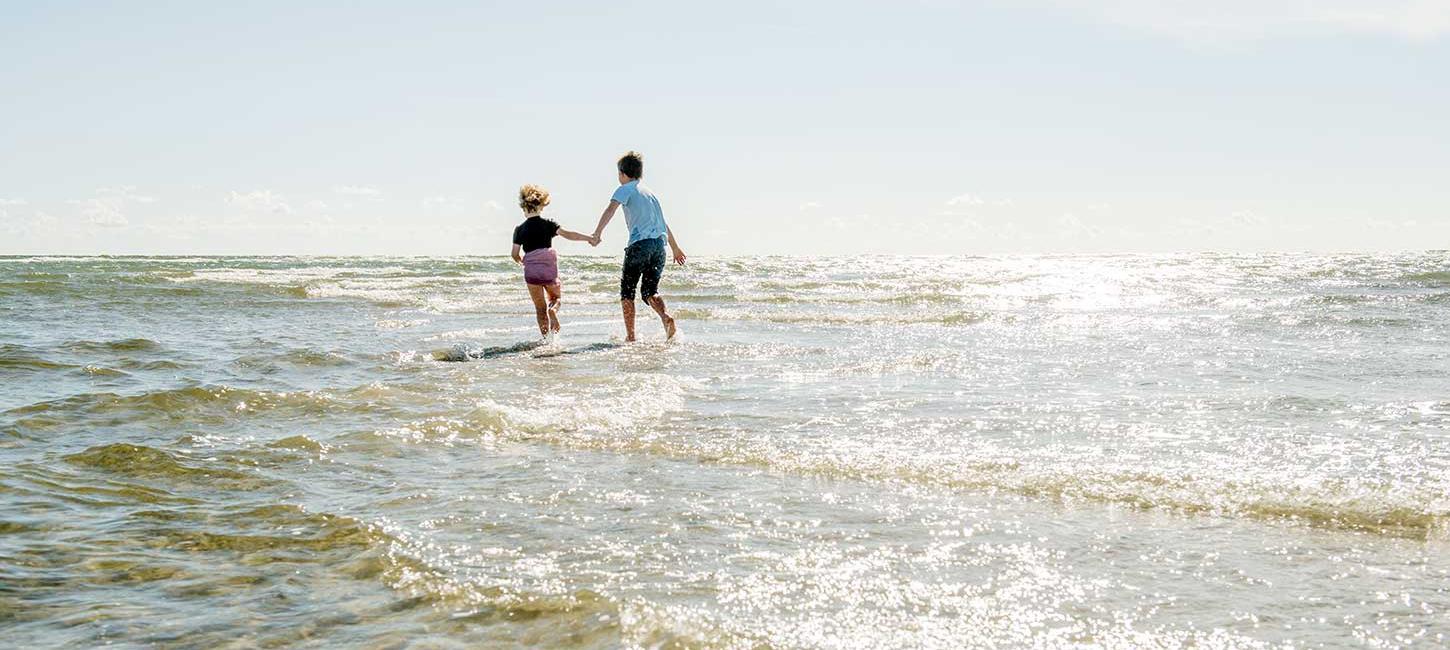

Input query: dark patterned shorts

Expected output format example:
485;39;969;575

620;237;666;300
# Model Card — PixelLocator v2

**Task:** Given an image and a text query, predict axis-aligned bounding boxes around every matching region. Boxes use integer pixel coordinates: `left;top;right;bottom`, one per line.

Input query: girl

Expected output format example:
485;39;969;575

510;184;596;338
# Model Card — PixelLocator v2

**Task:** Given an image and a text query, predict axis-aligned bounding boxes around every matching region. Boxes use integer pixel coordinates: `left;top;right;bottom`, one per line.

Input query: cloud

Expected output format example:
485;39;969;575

799;201;822;211
305;200;330;210
1043;0;1450;42
946;193;985;207
333;185;382;198
68;197;130;228
34;212;59;232
422;196;463;211
0;199;20;221
97;185;155;203
89;213;130;228
483;200;503;213
940;193;1011;217
226;189;294;214
1056;212;1100;239
1232;210;1264;226
2;210;59;236
55;187;155;229
68;198;129;227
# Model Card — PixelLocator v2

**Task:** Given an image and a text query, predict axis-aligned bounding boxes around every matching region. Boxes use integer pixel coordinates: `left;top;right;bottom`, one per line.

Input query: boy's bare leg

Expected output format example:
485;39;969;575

645;295;676;340
527;284;550;338
545;282;562;333
621;299;637;342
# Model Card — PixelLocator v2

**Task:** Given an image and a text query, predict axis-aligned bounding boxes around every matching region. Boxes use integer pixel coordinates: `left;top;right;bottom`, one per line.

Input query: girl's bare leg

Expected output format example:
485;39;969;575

526;284;550;338
545;282;562;333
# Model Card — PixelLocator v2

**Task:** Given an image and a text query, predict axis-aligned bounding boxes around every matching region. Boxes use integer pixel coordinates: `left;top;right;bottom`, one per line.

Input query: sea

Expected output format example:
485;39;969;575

2;253;1448;648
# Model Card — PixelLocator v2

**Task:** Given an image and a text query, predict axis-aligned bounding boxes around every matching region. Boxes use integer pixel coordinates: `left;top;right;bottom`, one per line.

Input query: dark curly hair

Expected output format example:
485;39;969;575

617;151;643;179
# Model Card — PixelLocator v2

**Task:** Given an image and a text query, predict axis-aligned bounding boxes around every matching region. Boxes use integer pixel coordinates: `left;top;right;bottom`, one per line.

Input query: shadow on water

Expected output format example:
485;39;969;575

432;340;622;362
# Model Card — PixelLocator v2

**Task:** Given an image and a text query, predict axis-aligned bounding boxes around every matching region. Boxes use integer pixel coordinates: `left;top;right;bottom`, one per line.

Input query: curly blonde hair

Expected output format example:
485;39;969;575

518;184;551;213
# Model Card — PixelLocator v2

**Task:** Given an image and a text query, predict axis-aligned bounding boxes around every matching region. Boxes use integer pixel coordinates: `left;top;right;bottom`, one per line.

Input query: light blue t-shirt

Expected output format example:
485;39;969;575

610;180;667;246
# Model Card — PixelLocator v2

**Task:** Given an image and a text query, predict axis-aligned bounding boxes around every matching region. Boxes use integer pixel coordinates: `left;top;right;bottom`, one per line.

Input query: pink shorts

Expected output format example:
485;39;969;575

522;248;558;286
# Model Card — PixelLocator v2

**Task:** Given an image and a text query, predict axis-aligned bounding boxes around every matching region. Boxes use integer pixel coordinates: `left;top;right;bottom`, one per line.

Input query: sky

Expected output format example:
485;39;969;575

1;0;1447;256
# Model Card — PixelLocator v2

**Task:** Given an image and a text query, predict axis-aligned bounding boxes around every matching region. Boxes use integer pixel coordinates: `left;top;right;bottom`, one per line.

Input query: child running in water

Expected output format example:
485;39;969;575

510;184;597;338
588;151;686;341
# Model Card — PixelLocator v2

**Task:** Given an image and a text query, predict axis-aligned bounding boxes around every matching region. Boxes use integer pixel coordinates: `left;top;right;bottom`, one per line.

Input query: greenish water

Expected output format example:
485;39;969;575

2;253;1448;648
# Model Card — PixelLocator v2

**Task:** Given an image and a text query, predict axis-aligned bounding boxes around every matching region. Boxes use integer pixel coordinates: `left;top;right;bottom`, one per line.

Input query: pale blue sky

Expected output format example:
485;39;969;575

2;1;1447;255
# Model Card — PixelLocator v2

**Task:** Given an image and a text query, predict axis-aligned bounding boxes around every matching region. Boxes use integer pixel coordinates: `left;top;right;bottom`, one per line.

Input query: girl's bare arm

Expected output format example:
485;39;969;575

557;228;593;242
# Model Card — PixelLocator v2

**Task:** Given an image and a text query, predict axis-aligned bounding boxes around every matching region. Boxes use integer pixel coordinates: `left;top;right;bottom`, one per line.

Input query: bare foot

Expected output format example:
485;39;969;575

625;334;637;343
661;314;676;340
548;305;560;333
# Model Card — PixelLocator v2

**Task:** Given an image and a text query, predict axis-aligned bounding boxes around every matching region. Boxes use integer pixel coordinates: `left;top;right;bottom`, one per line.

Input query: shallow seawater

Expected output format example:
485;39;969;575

2;253;1448;648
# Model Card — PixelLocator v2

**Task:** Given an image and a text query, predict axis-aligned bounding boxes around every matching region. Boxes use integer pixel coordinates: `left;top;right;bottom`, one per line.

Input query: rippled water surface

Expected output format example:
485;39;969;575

3;253;1449;648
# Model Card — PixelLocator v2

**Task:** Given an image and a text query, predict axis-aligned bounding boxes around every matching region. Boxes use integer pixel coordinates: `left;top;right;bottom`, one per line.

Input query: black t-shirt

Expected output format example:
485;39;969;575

512;216;560;253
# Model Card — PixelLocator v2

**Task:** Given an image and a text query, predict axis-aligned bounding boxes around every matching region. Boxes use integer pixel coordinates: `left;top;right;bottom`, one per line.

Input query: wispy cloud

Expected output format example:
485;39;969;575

55;187;155;229
333;185;382;198
2;210;60;236
946;193;985;208
483;200;503;213
799;201;822;211
422;196;463;211
69;198;130;227
98;185;156;203
1232;210;1264;226
1043;1;1450;42
226;189;294;215
0;198;24;222
1056;212;1100;239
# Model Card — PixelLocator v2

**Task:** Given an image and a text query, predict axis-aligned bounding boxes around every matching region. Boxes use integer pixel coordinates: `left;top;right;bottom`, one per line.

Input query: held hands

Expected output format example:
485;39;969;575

588;233;601;247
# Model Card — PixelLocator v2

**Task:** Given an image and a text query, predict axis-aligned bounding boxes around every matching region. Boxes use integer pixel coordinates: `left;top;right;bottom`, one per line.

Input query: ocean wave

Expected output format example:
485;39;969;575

662;290;982;307
266;434;329;452
64;443;256;483
376;318;431;330
232;348;356;368
115;358;187;371
4;385;358;429
62;337;163;353
80;365;130;377
1400;270;1450;284
8;461;205;507
342;517;736;647
0;279;70;296
0;344;76;372
391;408;1449;540
674;307;992;326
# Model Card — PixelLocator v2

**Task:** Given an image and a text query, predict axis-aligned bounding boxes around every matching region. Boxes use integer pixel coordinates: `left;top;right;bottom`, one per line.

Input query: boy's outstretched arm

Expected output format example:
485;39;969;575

666;225;686;265
511;243;523;264
590;201;620;244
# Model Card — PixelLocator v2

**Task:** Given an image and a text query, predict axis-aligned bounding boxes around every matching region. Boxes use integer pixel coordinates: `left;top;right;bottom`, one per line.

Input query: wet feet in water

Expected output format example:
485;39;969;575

662;314;676;340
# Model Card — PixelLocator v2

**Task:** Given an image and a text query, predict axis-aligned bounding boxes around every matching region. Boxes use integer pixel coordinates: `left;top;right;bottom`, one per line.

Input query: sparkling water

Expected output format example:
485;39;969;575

2;253;1448;647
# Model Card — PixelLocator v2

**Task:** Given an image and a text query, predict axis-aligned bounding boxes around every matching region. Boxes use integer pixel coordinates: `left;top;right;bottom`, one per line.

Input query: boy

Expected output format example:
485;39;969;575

589;151;686;341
